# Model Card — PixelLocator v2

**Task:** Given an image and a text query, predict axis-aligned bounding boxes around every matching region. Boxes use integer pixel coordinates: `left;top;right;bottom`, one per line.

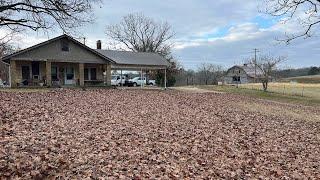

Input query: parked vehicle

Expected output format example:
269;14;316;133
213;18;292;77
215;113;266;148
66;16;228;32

129;77;156;86
111;75;126;86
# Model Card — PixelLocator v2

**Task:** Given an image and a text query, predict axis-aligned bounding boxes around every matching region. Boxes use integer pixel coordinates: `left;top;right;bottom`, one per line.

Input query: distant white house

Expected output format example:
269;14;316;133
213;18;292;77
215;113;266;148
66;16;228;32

224;64;263;84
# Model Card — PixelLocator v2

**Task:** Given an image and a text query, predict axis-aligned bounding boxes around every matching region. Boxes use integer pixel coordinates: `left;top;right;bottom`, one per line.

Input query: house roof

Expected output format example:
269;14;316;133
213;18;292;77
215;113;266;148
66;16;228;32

229;64;264;78
2;34;170;68
1;34;115;63
95;49;170;67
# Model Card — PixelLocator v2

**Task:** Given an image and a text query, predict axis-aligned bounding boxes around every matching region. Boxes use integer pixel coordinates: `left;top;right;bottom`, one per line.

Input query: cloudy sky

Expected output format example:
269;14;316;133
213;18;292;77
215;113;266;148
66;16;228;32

9;0;320;70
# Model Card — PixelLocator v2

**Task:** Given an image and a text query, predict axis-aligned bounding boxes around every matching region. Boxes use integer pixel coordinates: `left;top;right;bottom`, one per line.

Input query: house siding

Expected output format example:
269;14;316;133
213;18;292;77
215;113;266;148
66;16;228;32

7;36;112;87
12;38;108;64
224;67;252;84
10;60;110;87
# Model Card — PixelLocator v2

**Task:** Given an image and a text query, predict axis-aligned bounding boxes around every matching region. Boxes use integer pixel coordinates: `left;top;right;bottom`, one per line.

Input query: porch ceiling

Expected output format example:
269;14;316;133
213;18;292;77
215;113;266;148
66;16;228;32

10;58;110;64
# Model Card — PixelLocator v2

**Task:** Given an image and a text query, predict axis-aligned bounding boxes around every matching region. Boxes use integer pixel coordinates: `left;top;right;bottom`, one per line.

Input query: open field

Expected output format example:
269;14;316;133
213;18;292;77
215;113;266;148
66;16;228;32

281;75;320;84
198;84;320;106
1;89;320;179
239;82;320;100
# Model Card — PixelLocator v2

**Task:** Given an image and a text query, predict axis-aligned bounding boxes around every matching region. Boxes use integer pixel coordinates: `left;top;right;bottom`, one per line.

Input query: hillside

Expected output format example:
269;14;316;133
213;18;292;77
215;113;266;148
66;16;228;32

281;75;320;83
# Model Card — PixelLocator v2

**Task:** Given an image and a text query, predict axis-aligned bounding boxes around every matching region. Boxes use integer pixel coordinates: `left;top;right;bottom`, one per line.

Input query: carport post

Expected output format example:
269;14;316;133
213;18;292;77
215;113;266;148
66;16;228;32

120;69;123;87
141;68;143;88
8;63;11;88
164;68;167;90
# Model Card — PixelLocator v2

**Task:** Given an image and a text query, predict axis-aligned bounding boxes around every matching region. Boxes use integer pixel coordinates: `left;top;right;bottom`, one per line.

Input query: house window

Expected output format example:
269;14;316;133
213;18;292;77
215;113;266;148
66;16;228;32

233;76;240;82
51;66;58;80
22;66;30;80
66;67;74;80
90;68;97;80
32;61;40;79
61;40;69;51
84;68;97;81
84;68;89;80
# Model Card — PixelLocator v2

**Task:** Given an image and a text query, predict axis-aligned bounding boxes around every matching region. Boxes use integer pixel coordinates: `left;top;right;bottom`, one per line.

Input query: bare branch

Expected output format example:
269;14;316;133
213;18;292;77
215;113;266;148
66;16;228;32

264;0;320;43
253;55;286;91
0;0;101;34
105;13;174;59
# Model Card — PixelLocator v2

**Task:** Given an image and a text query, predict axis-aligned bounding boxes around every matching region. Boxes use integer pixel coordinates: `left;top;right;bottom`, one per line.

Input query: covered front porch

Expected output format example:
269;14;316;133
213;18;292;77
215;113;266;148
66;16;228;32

10;60;111;87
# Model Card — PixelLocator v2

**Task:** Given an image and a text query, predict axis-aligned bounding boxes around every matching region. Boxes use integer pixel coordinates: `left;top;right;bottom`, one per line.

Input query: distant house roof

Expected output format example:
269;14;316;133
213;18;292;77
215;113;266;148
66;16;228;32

95;49;170;67
229;64;264;78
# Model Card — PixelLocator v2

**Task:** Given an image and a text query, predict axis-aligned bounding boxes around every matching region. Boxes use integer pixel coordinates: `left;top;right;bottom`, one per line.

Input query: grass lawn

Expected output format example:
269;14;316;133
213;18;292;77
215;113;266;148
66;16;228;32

239;82;320;99
197;84;320;106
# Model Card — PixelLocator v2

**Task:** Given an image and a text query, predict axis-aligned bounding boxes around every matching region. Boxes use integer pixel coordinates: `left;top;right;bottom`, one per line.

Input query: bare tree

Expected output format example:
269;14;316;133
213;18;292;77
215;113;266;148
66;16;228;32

106;13;179;87
197;63;223;85
0;42;13;84
106;13;174;58
264;0;320;43
254;55;285;91
186;69;195;86
0;0;100;33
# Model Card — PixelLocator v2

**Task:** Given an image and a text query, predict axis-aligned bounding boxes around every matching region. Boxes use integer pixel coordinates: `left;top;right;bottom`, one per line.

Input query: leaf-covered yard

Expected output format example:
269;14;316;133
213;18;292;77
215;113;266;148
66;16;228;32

0;89;319;179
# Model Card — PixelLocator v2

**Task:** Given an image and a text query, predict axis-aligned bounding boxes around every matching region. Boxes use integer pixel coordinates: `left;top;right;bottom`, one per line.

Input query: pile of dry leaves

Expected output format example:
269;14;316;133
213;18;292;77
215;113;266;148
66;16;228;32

0;89;319;179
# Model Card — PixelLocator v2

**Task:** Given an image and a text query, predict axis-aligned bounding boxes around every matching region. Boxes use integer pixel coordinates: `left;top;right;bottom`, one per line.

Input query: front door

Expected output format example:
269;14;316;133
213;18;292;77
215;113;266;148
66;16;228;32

65;67;75;85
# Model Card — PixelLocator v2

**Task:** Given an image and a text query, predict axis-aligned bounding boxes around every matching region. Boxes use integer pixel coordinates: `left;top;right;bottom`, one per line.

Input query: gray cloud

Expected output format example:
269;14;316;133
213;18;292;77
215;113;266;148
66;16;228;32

4;0;319;69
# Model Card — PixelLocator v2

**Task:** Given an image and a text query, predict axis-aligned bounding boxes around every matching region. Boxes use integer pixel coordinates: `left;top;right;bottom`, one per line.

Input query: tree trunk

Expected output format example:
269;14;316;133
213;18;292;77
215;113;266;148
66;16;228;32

263;81;268;92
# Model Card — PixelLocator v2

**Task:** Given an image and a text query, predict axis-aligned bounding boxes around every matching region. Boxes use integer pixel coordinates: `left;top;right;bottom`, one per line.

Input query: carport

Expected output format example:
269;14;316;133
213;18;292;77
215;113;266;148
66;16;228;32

95;50;170;89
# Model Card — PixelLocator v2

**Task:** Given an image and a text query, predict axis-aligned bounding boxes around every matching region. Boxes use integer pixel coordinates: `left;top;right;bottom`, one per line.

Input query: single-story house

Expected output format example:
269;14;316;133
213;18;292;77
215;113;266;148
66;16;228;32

224;64;263;84
1;34;169;88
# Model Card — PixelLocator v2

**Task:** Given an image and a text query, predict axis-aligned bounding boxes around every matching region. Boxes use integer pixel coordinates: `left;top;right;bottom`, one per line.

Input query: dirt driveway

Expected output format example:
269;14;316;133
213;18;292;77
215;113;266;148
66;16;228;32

0;89;319;179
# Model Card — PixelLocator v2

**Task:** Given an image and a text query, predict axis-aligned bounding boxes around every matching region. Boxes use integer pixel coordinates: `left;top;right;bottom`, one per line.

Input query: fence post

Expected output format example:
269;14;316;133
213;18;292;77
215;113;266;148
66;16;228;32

283;85;285;95
302;86;305;97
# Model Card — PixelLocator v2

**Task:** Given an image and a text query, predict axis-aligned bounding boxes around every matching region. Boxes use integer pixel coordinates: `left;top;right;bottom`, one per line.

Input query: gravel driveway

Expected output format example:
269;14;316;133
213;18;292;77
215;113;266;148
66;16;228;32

0;89;319;179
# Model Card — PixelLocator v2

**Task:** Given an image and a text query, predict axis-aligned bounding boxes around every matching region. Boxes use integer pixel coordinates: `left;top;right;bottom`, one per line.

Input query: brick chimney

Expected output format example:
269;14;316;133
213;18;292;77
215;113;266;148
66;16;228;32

96;40;102;49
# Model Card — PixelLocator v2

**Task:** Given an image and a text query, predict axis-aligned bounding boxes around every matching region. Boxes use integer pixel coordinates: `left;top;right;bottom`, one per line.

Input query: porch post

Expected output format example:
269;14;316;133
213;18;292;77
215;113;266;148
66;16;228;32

10;60;17;87
105;64;111;86
120;69;123;87
140;68;143;88
46;60;52;87
79;63;84;87
164;68;167;90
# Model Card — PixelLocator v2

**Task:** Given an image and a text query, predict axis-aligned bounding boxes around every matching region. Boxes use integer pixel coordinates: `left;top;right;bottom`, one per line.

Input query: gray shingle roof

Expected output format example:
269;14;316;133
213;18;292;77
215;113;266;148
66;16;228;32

228;64;263;78
232;64;264;78
95;50;170;67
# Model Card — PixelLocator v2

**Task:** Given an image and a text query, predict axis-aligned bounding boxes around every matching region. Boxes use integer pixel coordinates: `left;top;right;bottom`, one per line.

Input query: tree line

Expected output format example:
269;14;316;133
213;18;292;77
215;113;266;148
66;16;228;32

175;55;285;92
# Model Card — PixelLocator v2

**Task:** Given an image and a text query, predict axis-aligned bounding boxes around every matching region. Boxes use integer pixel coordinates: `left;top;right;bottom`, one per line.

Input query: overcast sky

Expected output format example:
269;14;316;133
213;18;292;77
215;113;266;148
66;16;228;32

10;0;320;70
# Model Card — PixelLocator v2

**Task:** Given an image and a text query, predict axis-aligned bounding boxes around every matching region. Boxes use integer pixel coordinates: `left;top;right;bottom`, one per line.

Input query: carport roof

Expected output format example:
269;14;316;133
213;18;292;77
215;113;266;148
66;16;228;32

95;49;170;67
